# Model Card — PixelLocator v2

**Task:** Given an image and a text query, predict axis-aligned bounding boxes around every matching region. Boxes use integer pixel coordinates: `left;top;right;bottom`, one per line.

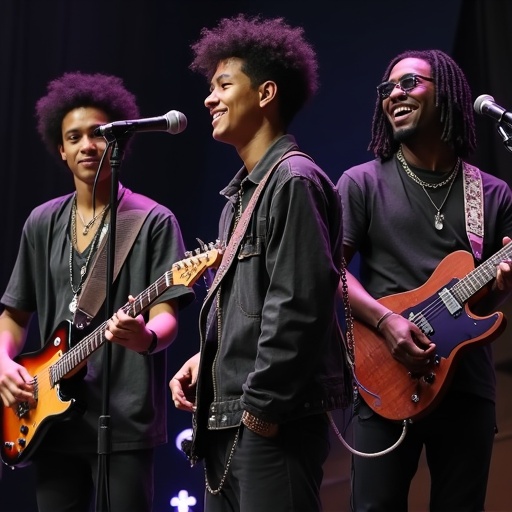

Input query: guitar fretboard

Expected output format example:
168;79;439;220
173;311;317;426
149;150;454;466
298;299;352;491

451;243;512;303
50;270;174;384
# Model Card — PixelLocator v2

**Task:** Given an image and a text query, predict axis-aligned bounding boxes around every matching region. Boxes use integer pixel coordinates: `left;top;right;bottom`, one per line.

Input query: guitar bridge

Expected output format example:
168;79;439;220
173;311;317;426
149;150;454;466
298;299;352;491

438;287;462;317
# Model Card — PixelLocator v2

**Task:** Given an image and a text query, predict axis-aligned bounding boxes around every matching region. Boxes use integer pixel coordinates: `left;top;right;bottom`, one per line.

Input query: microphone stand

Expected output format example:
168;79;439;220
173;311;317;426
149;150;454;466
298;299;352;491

496;122;512;153
95;136;126;512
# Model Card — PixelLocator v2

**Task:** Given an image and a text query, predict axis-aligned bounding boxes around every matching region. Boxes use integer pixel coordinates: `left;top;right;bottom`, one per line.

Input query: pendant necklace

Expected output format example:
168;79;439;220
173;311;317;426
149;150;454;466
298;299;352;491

68;195;109;313
75;203;109;235
397;148;460;230
422;177;457;230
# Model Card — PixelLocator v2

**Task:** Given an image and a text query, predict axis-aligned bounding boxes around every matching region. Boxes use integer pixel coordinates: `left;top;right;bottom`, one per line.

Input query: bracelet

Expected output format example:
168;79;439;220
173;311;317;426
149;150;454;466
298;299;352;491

241;410;278;436
139;329;158;356
376;311;395;331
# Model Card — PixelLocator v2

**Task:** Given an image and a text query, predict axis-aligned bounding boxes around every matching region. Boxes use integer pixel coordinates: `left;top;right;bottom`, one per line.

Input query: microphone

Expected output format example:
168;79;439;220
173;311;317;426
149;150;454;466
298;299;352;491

94;110;187;137
473;95;512;127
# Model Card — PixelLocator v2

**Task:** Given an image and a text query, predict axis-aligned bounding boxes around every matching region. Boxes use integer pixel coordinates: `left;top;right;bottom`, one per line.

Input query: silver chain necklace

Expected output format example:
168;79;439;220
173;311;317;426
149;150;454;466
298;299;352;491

68;196;109;313
396;147;460;230
397;147;460;189
420;174;458;230
75;203;109;235
231;177;248;234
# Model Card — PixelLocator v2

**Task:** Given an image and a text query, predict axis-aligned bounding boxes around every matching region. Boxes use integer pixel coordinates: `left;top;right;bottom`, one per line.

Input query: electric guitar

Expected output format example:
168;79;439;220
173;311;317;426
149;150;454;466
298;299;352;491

0;243;223;468
353;248;509;423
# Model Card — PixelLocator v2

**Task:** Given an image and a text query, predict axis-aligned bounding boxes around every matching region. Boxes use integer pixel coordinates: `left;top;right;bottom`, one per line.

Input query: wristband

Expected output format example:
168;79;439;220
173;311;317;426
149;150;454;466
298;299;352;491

376;311;395;331
139;329;158;355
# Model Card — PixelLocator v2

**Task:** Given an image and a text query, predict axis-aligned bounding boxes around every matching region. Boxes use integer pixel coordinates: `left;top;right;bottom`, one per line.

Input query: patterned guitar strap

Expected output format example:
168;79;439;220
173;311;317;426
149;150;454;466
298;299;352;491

462;162;484;261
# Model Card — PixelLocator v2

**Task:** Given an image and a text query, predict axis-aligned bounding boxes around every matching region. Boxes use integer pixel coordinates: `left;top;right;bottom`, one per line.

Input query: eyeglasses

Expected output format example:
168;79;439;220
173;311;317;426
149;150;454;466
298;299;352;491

376;73;434;100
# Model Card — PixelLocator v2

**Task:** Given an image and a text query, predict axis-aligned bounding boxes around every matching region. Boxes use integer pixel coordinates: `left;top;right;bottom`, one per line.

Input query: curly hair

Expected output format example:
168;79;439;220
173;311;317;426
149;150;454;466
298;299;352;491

35;71;140;157
368;49;476;160
190;14;318;127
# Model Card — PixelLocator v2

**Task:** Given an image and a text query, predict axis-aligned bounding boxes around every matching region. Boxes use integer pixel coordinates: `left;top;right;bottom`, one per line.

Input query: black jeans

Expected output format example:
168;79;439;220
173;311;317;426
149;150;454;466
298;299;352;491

351;392;496;512
204;413;331;512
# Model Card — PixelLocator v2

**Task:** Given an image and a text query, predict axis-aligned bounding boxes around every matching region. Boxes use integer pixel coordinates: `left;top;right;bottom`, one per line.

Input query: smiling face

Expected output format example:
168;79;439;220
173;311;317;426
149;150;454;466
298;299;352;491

58;107;111;187
204;58;264;150
383;57;442;146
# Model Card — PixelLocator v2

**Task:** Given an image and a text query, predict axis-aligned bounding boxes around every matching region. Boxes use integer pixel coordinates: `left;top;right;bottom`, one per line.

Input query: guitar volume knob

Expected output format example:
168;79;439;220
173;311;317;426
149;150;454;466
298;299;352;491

423;372;436;384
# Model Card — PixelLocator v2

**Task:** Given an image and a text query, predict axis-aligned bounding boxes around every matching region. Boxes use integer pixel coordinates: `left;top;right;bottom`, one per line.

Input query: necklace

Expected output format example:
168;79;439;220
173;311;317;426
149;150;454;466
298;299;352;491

68;196;109;313
231;177;248;234
396;147;460;189
75;203;109;235
396;147;460;230
420;175;458;230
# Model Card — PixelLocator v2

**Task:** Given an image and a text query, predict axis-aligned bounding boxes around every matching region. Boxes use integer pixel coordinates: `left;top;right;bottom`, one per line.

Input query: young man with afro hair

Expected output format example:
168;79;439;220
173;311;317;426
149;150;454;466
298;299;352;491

0;71;193;511
170;14;352;512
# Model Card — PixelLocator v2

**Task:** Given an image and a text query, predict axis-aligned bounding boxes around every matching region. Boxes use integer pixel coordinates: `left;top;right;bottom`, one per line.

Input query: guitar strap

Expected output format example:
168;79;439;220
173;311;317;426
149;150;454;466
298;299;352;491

73;189;157;330
200;150;313;317
462;162;484;261
188;150;313;466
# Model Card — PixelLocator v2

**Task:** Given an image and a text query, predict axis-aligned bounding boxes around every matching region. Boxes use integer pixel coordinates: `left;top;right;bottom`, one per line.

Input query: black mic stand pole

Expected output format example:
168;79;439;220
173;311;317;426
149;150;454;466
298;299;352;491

95;136;126;512
496;122;512;153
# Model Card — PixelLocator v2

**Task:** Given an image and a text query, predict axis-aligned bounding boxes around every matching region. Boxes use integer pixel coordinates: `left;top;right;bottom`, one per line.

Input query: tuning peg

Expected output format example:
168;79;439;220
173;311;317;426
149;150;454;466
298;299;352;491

196;238;208;251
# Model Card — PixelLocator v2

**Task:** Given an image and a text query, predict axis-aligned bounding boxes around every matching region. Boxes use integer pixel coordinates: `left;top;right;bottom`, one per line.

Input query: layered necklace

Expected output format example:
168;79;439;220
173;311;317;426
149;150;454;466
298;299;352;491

68;195;110;313
75;203;109;235
396;147;460;230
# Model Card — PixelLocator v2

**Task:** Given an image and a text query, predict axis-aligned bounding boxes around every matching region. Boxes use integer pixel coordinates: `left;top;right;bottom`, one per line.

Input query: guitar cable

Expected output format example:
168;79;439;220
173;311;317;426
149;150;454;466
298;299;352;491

328;411;409;458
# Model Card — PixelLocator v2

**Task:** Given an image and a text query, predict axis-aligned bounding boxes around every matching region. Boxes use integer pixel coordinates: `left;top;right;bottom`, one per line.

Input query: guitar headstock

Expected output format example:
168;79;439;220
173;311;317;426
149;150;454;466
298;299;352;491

172;240;224;287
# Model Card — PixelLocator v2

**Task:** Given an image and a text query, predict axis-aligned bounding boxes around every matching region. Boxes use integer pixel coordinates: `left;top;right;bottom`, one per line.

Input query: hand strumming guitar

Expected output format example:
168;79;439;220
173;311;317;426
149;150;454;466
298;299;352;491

376;311;437;374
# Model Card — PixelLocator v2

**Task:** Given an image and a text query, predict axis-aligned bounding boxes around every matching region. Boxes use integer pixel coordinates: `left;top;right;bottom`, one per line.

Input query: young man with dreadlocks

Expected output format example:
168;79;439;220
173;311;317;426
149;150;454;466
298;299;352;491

337;49;512;510
169;14;352;512
0;72;193;511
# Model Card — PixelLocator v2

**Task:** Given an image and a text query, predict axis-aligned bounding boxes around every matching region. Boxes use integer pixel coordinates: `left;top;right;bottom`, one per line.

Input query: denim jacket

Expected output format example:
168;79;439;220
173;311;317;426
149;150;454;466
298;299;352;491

190;135;351;460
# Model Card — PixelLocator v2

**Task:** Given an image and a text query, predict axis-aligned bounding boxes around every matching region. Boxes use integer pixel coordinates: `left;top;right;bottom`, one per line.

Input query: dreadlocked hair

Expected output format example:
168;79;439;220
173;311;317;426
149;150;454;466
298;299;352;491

368;49;476;160
190;13;318;128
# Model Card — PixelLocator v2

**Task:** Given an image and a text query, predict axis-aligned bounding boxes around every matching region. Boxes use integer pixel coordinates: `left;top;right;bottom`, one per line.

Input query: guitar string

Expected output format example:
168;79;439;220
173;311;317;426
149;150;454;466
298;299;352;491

13;248;219;459
55;249;221;377
410;217;512;323
404;255;501;329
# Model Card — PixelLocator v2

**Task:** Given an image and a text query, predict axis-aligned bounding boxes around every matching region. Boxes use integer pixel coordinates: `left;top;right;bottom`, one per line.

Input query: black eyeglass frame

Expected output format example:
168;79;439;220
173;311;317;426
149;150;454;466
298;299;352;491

376;73;434;100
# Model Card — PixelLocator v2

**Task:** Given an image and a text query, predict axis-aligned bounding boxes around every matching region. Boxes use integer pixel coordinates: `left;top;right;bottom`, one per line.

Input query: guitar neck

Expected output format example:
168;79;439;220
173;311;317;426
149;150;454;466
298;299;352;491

51;271;174;382
49;245;222;384
452;243;512;303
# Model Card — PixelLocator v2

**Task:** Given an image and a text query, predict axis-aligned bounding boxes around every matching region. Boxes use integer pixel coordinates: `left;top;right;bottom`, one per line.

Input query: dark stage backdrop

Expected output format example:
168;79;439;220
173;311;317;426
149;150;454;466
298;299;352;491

1;1;511;511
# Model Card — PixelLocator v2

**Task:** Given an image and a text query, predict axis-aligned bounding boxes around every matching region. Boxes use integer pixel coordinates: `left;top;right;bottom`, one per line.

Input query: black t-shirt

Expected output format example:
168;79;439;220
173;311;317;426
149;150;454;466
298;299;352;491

337;157;512;402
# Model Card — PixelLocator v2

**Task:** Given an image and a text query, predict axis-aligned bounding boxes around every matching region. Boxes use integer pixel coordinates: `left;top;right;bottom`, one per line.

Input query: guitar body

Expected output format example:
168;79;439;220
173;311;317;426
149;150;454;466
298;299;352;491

354;251;506;422
0;321;83;467
0;244;223;468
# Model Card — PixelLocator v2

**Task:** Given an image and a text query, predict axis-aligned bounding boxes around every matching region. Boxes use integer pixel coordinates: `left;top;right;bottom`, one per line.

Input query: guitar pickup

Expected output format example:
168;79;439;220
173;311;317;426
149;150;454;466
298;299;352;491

438;287;463;317
408;312;434;336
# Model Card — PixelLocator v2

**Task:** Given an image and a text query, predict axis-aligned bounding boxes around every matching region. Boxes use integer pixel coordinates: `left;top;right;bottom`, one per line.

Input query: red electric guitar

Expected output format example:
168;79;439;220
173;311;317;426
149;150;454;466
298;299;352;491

353;248;509;422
